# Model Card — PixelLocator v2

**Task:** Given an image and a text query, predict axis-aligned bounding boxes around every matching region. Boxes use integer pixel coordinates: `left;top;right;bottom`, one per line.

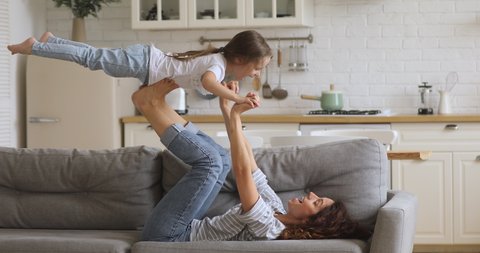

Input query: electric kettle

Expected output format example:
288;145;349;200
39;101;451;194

166;88;188;115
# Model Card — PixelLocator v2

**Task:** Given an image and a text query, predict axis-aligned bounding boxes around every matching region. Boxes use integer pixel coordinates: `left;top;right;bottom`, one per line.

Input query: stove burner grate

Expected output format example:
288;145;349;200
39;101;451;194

308;110;382;115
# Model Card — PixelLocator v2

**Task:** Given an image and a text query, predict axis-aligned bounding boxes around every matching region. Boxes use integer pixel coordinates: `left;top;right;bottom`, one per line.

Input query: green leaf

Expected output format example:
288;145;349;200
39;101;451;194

52;0;120;18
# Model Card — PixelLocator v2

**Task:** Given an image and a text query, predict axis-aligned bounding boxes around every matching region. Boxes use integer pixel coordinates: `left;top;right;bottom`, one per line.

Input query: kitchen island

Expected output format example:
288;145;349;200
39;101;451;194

121;114;480;124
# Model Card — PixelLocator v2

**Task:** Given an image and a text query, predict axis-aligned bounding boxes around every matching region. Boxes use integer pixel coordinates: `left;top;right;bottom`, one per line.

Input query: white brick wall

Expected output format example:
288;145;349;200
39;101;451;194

46;0;480;115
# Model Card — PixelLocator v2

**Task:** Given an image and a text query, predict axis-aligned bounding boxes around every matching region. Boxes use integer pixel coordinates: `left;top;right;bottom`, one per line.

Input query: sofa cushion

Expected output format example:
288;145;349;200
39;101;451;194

253;139;388;230
0;229;139;253
0;146;162;230
161;139;388;232
132;240;368;253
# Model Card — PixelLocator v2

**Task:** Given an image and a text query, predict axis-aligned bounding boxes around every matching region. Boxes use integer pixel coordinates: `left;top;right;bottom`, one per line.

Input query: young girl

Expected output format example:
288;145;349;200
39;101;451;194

8;30;272;107
132;78;370;242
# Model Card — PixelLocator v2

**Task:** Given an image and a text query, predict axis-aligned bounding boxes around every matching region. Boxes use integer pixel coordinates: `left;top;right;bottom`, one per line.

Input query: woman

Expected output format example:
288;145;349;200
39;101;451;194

132;79;369;242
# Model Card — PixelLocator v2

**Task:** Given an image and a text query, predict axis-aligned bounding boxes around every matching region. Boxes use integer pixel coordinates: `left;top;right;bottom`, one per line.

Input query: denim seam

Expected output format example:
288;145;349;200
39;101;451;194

168;132;219;241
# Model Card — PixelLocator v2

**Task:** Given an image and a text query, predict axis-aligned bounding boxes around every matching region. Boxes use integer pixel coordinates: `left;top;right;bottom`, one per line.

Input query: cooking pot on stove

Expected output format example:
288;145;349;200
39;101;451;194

301;84;343;111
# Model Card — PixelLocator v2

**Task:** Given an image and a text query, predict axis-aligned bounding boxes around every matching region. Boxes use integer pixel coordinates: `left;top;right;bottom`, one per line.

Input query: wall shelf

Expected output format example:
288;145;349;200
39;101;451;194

199;33;313;45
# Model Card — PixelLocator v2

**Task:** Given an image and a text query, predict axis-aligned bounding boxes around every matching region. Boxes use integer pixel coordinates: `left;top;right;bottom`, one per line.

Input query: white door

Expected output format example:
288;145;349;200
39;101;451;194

453;152;480;243
392;153;453;244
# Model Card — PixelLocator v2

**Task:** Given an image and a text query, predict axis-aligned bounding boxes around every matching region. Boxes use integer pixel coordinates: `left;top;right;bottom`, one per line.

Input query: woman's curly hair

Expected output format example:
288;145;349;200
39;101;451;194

277;202;372;240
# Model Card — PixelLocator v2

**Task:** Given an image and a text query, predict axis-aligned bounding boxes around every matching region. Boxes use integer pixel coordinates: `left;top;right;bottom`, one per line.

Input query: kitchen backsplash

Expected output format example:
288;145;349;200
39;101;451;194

46;0;480;115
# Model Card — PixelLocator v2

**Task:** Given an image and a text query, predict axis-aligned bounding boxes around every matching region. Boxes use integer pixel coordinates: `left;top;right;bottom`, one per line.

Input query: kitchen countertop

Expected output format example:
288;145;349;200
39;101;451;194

121;114;480;124
122;115;438;161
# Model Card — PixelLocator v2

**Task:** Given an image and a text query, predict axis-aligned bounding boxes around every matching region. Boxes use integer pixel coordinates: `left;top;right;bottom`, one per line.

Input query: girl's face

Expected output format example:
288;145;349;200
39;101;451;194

232;56;271;80
287;192;334;220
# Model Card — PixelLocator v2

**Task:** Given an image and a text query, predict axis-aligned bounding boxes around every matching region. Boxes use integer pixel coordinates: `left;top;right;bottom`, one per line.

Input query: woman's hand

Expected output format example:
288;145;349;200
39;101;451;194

226;80;240;94
219;81;238;112
232;92;261;115
234;91;261;108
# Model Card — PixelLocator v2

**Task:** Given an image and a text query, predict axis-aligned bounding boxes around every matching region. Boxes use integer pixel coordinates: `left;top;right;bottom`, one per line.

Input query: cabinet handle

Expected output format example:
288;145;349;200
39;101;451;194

28;117;60;123
444;124;459;130
147;125;153;130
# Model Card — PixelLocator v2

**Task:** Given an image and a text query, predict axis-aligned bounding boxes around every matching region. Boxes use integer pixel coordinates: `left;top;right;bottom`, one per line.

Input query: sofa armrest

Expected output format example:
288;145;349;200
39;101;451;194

369;190;417;253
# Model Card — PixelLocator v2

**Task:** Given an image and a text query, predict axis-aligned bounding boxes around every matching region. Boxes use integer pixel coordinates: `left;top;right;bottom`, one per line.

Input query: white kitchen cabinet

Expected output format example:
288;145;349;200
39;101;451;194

123;122;299;149
245;0;313;27
188;0;245;28
392;153;454;244
391;123;480;245
453;152;480;244
131;0;188;29
131;0;313;30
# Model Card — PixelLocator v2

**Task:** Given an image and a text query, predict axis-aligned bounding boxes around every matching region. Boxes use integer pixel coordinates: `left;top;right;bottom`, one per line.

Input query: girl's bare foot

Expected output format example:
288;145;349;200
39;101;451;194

39;32;54;43
7;37;36;55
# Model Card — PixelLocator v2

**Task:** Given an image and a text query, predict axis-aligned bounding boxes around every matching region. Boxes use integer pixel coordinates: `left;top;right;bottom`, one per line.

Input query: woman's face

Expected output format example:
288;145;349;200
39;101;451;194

232;56;271;80
287;192;334;220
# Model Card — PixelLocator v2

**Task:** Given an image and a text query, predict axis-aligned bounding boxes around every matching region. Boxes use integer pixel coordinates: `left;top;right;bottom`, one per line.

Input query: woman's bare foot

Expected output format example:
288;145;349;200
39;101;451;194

7;37;36;55
39;32;54;43
131;79;180;136
131;78;179;115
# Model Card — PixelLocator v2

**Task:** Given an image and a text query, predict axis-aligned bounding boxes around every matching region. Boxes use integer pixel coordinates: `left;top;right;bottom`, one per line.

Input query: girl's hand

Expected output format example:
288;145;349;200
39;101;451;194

232;94;260;114
240;93;261;109
225;80;239;94
241;92;260;108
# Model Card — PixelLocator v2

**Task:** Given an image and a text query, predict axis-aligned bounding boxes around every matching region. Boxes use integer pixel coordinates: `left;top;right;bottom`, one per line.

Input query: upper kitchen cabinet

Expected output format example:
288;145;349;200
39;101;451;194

131;0;313;30
245;0;313;27
188;0;244;28
131;0;188;29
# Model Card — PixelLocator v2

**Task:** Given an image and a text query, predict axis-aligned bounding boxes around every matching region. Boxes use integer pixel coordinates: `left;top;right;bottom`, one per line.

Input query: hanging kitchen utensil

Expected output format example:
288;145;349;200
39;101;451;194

272;45;288;99
262;65;272;98
296;42;308;71
207;41;214;50
445;71;458;92
252;76;261;91
288;41;297;71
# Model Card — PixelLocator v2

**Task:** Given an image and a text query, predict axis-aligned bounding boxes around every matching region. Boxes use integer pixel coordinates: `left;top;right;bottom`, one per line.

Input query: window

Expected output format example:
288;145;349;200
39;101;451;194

0;0;12;146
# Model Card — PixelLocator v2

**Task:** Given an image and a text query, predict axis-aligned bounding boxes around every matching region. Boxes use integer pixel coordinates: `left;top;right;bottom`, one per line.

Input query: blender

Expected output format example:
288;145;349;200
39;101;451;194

418;82;433;115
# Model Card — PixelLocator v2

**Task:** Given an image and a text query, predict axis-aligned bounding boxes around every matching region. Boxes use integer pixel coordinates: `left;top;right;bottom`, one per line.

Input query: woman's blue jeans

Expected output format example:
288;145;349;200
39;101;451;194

31;36;150;84
141;122;231;242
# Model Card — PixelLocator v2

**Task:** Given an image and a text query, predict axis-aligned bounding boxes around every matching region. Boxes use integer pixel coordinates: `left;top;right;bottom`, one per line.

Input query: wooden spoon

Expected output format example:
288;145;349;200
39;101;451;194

272;47;288;99
252;76;261;91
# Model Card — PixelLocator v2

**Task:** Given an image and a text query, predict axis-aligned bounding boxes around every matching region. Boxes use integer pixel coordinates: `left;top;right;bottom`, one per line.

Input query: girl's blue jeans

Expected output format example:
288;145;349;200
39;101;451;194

31;36;150;84
141;122;231;242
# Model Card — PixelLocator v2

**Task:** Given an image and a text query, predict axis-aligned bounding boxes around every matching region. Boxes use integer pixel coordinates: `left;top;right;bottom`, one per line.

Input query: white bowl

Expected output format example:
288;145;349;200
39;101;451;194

255;12;269;18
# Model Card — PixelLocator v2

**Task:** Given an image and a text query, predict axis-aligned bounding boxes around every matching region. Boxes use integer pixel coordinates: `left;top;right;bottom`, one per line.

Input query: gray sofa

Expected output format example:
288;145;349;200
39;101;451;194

0;139;417;253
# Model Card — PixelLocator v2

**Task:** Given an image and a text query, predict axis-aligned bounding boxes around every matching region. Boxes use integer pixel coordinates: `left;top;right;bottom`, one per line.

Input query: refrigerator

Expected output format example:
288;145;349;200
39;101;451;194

26;56;140;149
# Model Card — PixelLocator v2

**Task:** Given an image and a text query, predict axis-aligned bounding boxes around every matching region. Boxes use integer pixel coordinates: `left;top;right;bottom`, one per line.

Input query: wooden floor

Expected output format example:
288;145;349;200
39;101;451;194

414;245;480;253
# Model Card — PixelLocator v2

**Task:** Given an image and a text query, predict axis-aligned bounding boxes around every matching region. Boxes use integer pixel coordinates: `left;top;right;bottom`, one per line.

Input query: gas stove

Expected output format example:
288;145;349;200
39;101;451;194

307;109;382;115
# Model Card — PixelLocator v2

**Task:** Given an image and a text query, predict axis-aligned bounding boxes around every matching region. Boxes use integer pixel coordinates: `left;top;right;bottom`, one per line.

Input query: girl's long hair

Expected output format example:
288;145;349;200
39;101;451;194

277;202;372;240
170;30;272;63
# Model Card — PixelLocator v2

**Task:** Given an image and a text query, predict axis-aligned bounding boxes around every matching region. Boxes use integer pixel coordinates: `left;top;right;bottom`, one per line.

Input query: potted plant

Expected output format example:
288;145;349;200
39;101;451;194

52;0;120;41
